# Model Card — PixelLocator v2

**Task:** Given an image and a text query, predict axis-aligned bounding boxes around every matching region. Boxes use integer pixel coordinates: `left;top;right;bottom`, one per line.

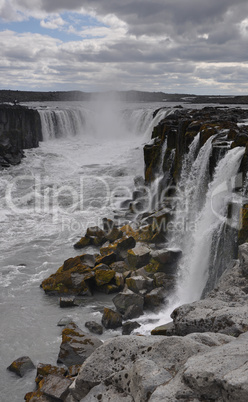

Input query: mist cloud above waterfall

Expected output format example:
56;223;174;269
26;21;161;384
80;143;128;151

1;0;248;94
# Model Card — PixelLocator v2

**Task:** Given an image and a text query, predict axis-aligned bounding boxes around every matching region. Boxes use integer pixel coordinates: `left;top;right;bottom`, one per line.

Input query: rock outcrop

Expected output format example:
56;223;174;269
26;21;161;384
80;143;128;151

0;104;42;167
68;332;234;401
169;243;248;338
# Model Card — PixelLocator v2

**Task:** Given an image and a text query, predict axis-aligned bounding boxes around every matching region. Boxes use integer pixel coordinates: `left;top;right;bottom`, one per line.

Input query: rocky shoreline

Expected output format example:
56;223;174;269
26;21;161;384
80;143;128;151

6;105;248;401
13;243;248;402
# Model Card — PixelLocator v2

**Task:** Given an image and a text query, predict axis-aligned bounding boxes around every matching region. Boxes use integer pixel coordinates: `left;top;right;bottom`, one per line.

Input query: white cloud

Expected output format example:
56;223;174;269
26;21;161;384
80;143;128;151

40;15;66;30
1;0;248;93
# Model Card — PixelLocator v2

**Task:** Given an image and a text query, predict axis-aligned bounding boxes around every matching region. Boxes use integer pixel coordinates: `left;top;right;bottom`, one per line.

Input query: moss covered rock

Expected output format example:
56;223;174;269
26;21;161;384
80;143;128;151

101;307;122;329
7;356;35;377
238;204;248;244
41;255;95;295
127;243;151;269
94;267;115;286
57;322;102;367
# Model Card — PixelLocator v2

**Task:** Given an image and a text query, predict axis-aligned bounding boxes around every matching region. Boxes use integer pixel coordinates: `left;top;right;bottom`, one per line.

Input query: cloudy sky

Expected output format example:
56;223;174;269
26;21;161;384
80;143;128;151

0;0;248;94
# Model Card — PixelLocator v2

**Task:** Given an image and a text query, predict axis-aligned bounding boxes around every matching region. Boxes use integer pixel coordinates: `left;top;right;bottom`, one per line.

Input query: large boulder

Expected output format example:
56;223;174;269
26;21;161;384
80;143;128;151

127;243;151;268
68;332;233;401
126;275;154;294
101;308;122;329
112;288;144;315
171;298;248;337
144;287;165;309
85;321;103;335
182;332;248;402
41;256;94;295
150;248;182;274
171;253;248;337
115;236;136;259
57;323;102;367
122;321;141;335
93;265;115;287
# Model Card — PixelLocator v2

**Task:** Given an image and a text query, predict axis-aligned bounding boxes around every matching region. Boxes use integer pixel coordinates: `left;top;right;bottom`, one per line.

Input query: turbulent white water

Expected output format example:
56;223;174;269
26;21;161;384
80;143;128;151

138;138;245;333
1;100;247;400
176;146;245;302
0;100;172;402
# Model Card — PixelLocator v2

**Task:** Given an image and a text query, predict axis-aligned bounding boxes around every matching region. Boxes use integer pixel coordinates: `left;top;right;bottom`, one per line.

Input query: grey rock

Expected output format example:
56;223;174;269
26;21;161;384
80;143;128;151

151;248;182;265
57;323;103;367
57;317;74;327
81;383;133;402
151;321;176;336
101;308;122;329
85;321;103;335
153;272;176;291
112;289;144;315
238;242;248;276
171;298;248;337
41;374;72;400
107;358;172;402
183;332;248;402
144;287;165;309
123;304;144;320
69;333;230;401
127;243;151;268
116;236;136;259
122;321;141;335
129;358;172;401
7;356;35;377
80;254;96;268
126;275;153;294
60;297;76;308
150;248;182;274
110;261;130;273
149;372;199;402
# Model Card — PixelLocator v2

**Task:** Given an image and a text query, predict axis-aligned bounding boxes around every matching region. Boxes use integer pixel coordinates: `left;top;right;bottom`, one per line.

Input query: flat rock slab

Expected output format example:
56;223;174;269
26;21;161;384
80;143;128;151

41;374;72;400
183;332;248;402
171;298;248;337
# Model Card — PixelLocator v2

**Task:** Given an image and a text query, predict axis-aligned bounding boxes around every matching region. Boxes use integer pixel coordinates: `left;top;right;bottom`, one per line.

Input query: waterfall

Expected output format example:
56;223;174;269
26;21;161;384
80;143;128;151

169;134;214;250
38;107;92;140
175;146;245;303
37;103;171;142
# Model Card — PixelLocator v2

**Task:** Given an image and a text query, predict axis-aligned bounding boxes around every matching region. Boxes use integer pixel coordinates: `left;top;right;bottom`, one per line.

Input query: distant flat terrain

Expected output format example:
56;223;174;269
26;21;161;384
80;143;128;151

0;89;248;104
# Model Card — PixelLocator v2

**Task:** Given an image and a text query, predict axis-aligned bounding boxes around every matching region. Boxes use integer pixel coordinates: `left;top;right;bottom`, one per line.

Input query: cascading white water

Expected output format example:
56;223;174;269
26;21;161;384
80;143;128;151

176;146;245;302
38;107;93;140
169;134;215;250
38;102;172;142
138;139;245;333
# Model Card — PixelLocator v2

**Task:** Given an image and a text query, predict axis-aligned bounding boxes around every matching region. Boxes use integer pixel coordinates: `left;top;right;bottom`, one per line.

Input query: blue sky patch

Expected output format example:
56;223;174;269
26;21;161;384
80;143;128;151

0;12;108;42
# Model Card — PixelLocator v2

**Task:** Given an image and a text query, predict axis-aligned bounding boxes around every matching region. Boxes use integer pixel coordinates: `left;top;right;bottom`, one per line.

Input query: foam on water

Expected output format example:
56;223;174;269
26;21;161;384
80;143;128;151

0;100;170;401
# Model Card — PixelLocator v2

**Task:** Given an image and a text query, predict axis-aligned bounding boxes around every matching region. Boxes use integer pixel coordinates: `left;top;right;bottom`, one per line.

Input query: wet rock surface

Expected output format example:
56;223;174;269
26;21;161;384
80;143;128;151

0;104;42;167
7;356;35;377
57;322;103;367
